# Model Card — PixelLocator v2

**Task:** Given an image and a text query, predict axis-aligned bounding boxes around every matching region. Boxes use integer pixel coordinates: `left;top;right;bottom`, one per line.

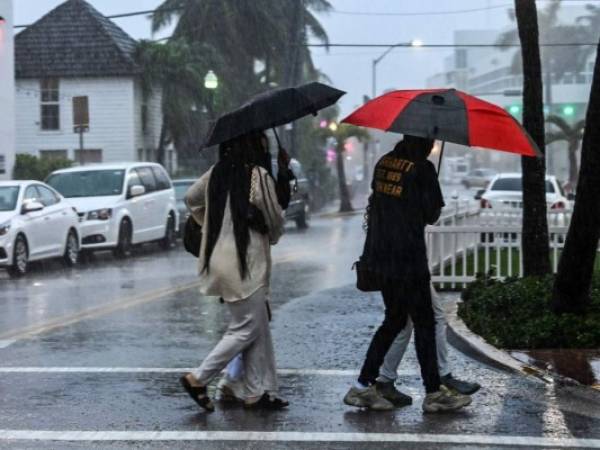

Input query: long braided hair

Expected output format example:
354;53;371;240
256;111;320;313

203;135;254;279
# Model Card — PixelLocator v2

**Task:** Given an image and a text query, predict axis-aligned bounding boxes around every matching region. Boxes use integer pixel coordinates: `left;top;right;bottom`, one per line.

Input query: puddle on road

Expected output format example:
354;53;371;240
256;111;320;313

510;349;600;387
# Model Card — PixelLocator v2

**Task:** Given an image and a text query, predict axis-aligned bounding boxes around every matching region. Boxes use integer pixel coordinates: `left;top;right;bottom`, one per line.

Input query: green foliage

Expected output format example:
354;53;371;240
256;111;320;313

459;274;600;348
12;154;73;181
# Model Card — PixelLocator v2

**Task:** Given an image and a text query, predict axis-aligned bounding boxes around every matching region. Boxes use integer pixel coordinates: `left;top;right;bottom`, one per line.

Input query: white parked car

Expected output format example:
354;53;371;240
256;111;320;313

0;181;81;277
479;173;569;211
46;163;178;258
461;168;498;189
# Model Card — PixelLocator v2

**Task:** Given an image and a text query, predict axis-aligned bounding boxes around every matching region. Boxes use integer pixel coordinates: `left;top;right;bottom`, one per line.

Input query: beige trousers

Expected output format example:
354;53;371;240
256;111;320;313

192;287;278;399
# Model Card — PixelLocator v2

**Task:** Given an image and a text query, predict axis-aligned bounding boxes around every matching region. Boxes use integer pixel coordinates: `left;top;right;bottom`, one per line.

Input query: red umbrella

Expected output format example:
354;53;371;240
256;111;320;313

342;88;541;160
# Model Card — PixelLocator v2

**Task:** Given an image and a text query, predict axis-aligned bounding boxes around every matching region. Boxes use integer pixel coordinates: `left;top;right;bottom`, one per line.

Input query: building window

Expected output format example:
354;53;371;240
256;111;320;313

41;79;60;130
0;155;5;175
74;149;102;165
40;150;68;161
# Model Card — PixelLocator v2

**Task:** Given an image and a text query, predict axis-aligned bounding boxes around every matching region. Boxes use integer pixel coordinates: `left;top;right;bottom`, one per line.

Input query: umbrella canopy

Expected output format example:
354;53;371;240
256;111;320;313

203;82;346;148
342;88;541;158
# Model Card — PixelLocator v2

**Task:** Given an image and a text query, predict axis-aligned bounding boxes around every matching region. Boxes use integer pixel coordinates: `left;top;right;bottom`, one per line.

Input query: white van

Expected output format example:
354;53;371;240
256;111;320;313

47;163;178;257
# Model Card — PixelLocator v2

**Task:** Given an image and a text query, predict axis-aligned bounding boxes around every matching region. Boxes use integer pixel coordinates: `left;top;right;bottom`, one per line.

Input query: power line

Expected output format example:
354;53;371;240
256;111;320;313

14;6;185;29
331;4;511;16
305;42;598;48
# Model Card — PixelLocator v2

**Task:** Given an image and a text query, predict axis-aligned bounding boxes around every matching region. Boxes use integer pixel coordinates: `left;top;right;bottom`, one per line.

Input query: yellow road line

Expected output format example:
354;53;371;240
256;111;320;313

0;280;202;342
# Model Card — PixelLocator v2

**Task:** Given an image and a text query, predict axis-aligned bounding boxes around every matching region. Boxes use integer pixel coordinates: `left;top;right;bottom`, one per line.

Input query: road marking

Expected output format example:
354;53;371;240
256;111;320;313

0;367;417;376
0;340;15;349
0;430;598;447
0;281;202;342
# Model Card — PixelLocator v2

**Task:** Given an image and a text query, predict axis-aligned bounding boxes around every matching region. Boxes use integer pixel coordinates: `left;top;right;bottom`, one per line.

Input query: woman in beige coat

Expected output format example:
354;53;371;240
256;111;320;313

181;133;286;411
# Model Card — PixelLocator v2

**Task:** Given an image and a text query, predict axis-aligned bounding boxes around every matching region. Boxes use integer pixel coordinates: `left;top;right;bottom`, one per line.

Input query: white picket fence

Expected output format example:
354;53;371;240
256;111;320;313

427;203;575;289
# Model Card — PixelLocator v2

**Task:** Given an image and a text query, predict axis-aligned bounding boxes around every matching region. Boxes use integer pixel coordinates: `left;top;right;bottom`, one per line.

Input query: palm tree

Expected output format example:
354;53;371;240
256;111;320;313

545;115;585;191
318;123;369;212
577;4;600;64
514;0;551;277
497;1;589;84
552;33;600;313
134;39;223;170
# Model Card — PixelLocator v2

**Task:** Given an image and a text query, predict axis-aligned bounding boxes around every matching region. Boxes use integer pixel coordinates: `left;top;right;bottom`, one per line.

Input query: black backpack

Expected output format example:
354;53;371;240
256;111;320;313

183;215;202;257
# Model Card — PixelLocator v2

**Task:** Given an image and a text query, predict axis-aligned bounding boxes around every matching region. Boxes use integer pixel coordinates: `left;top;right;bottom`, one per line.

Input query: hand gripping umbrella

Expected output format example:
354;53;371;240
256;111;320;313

203;82;346;149
341;88;541;174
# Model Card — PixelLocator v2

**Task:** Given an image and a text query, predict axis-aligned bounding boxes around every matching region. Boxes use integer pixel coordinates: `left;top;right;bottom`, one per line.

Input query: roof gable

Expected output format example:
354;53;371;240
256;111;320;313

15;0;140;79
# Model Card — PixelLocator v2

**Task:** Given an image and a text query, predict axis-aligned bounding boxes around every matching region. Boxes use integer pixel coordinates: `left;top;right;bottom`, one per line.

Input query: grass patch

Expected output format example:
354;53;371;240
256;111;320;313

458;274;600;349
440;247;600;278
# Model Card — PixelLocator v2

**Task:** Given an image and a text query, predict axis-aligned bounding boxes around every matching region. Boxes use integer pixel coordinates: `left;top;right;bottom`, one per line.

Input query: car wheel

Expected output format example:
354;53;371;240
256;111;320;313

160;215;176;251
63;230;79;267
113;219;133;259
295;202;310;230
8;235;28;278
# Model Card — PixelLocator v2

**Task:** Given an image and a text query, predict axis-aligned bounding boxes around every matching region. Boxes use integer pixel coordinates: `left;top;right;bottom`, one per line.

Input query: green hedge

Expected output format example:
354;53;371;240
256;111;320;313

13;154;73;181
458;274;600;349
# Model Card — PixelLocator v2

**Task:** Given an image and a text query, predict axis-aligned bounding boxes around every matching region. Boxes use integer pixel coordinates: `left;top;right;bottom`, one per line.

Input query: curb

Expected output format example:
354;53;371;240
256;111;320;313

315;209;365;220
445;299;551;384
446;298;600;395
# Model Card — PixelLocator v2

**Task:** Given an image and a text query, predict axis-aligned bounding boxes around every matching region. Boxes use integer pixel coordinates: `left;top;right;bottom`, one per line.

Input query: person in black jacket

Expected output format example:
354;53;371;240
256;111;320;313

343;135;472;413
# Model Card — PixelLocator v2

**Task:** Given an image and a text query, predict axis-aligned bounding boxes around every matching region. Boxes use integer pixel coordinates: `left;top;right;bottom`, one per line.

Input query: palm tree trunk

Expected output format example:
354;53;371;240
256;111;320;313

335;146;353;212
552;34;600;313
568;140;579;189
156;122;168;167
515;0;551;276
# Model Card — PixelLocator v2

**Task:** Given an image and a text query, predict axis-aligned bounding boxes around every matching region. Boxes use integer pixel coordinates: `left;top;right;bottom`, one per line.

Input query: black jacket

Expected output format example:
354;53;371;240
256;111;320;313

362;150;444;282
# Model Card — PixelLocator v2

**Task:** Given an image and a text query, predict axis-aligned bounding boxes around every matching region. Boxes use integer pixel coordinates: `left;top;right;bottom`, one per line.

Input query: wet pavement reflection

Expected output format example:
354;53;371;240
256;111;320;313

511;349;600;387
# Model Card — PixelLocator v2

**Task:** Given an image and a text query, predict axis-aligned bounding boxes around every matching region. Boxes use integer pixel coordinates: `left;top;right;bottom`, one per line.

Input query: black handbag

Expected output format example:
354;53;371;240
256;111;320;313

353;257;381;292
353;197;381;292
183;215;202;257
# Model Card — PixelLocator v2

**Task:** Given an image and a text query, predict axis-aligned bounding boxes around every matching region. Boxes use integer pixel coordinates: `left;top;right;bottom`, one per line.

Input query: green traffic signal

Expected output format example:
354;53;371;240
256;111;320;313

562;105;575;116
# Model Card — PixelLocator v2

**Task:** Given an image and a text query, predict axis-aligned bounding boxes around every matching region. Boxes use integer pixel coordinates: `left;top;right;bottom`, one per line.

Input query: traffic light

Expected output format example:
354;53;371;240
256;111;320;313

508;105;521;116
562;105;575;117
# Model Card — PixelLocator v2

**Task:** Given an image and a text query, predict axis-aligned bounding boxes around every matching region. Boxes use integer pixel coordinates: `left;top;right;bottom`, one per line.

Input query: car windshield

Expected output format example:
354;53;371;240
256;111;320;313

491;178;555;193
47;170;125;198
173;181;194;201
0;186;20;211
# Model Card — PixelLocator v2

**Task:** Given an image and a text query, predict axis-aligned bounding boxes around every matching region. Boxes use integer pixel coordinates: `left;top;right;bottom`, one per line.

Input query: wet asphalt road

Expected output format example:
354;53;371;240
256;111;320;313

1;211;600;449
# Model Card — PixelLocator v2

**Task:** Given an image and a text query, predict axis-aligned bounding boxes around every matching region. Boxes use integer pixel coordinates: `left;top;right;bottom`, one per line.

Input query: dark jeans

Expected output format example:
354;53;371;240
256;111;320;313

358;277;441;393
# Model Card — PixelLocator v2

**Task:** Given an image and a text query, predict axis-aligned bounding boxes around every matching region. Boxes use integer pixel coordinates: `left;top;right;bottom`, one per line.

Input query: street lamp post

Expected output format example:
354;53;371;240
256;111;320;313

204;70;218;120
372;39;422;98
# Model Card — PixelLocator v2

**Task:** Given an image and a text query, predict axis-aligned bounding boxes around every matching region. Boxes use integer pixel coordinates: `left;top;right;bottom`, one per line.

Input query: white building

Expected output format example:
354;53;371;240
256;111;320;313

14;0;171;171
426;11;596;180
0;0;15;180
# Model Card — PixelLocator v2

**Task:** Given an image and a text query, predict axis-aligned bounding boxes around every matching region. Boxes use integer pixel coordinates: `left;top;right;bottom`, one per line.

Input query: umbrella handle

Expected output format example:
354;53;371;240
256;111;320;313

273;127;283;152
437;141;446;178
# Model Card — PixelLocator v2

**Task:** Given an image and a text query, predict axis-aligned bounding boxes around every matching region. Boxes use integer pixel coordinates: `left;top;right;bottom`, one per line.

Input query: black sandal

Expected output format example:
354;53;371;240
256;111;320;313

180;375;215;412
244;393;289;410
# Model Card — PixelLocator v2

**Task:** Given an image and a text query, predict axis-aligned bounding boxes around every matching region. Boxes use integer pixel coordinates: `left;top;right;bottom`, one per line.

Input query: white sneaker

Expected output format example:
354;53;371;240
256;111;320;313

343;385;395;411
423;385;472;413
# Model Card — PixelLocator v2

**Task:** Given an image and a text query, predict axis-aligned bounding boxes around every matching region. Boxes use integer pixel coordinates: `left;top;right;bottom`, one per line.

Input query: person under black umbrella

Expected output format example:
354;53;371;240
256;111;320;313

182;133;288;411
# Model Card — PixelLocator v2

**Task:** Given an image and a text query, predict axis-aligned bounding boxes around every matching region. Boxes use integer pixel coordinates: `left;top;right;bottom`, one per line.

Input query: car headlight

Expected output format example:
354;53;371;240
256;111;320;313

0;221;11;236
87;208;113;221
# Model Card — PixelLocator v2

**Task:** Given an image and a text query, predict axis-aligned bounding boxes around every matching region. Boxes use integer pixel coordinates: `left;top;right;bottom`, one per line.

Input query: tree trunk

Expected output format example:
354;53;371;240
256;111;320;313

552;35;600;313
515;0;551;276
335;145;353;212
283;1;304;158
568;140;579;189
156;121;168;167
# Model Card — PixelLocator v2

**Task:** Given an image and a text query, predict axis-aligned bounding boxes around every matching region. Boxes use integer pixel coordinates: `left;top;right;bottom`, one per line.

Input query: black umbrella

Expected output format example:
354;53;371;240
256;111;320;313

202;82;346;148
